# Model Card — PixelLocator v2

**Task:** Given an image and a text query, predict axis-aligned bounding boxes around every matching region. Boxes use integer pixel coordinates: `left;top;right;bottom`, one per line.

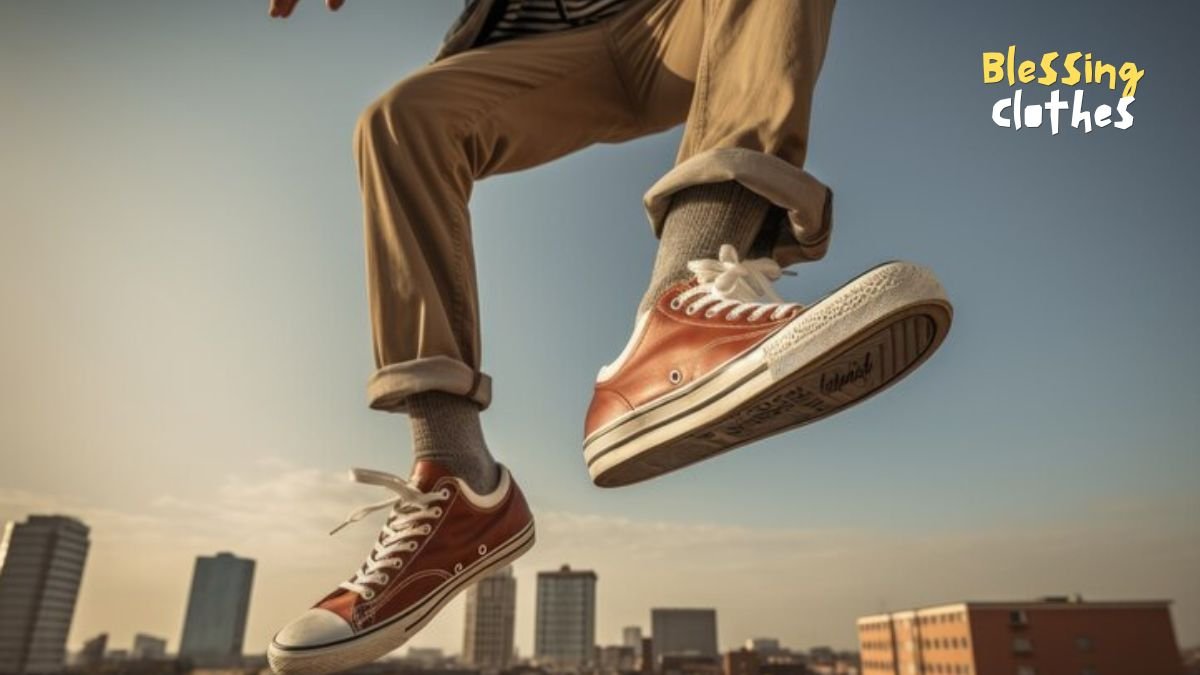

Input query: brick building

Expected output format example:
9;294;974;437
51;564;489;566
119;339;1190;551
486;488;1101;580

857;597;1183;675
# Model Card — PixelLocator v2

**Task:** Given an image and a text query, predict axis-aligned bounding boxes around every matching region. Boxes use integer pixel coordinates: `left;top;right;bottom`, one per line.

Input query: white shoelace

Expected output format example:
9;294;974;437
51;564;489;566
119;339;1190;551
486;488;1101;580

329;469;450;600
672;244;802;322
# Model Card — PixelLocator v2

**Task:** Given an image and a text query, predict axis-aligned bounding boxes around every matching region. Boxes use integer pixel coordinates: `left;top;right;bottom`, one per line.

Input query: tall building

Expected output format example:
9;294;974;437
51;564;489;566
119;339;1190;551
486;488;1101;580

624;627;644;649
651;609;718;663
463;565;517;672
178;552;255;668
0;516;90;675
130;634;167;661
857;597;1184;675
535;565;597;670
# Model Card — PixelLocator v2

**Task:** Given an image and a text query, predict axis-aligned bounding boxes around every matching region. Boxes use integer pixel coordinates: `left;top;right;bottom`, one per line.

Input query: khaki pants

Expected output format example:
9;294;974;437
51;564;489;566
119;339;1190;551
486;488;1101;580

355;0;836;412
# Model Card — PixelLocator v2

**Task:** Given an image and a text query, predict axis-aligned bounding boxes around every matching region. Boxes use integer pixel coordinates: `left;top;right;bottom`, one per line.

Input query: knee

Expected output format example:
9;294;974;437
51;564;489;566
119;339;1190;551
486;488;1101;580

353;69;466;155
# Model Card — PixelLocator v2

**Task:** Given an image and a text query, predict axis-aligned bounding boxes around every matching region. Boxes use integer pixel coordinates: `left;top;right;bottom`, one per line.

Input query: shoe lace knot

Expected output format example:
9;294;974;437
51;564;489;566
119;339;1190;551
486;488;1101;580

330;468;450;600
673;245;802;322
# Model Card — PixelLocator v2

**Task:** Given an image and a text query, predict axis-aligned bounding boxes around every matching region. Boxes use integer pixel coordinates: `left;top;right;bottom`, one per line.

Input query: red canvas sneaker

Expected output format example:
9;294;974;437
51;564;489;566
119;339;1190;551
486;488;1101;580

268;462;535;675
584;245;952;487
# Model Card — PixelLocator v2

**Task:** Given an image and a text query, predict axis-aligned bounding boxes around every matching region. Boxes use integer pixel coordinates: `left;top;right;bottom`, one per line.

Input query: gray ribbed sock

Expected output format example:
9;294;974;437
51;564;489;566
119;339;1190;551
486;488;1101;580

639;181;774;314
408;391;499;494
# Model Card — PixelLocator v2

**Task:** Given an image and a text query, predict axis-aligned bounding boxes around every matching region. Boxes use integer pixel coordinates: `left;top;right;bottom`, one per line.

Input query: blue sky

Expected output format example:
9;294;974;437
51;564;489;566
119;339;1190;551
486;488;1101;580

2;0;1197;658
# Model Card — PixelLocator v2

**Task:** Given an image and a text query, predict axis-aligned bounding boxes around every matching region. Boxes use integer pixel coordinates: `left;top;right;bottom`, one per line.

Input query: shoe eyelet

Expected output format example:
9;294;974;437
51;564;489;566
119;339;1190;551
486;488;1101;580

704;309;718;318
668;369;682;385
408;541;419;551
454;563;464;574
726;313;740;322
439;488;451;499
362;589;375;601
378;573;389;584
478;544;488;556
684;305;699;316
669;297;683;310
431;507;443;517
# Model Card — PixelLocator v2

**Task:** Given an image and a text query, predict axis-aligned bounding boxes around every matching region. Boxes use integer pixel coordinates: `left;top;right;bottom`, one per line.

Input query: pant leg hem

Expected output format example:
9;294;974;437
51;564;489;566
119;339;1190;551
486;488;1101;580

643;147;834;267
367;356;493;412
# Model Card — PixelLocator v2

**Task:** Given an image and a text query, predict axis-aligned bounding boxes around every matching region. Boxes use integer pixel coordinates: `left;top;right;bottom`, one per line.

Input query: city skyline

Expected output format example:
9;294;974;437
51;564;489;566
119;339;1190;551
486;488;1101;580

5;564;1189;675
2;0;1198;667
1;511;1194;669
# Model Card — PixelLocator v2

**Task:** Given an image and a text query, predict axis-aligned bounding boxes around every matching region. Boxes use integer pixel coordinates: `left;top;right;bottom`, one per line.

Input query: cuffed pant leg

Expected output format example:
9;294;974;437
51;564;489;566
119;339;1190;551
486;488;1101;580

610;0;838;267
354;73;487;411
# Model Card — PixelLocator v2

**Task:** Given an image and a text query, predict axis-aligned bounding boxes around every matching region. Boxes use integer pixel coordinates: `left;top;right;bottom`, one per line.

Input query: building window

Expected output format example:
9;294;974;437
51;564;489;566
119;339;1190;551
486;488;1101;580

1012;637;1033;653
1009;610;1029;626
1075;636;1093;652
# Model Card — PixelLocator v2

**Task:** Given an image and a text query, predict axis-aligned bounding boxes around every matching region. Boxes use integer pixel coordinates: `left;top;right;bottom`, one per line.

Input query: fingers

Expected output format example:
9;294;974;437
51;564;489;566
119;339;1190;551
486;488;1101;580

269;0;301;18
269;0;342;19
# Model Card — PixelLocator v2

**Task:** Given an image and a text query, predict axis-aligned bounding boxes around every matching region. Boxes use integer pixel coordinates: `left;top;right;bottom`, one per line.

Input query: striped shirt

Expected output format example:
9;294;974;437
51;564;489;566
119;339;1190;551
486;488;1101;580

485;0;632;43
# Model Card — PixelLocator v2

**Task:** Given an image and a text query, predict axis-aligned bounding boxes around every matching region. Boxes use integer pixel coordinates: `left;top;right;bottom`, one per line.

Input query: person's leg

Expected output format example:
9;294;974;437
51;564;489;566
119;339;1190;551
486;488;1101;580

269;24;649;674
583;0;953;487
353;24;636;491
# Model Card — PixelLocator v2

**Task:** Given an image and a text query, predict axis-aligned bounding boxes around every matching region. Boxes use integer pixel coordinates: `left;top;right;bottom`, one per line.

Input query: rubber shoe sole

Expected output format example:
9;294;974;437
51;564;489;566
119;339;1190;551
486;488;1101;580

267;522;535;675
584;261;952;488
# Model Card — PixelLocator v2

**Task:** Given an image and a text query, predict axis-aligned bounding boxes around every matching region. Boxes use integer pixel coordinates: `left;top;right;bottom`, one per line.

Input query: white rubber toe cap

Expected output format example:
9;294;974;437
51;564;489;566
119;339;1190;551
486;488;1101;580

273;608;354;649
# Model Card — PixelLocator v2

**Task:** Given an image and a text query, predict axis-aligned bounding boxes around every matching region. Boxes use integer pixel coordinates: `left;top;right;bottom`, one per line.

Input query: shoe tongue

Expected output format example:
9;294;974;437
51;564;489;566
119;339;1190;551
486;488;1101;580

409;460;455;492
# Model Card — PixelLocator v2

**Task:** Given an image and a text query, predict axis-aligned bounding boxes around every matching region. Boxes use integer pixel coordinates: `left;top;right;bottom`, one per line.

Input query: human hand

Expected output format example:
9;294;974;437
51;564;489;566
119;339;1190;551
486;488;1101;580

268;0;345;19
